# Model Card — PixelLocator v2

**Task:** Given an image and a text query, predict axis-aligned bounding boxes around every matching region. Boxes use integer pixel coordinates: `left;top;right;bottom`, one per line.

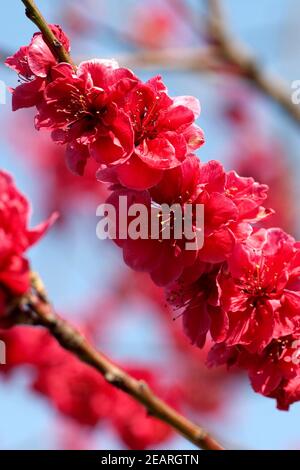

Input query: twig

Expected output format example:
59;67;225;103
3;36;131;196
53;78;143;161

164;0;204;37
116;46;217;71
23;272;224;451
205;0;300;125
20;0;74;66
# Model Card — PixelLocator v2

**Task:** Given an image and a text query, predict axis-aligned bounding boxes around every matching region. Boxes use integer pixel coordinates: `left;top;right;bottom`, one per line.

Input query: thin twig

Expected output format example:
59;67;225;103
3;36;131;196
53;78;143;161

20;0;74;66
116;46;217;71
24;272;224;451
205;0;300;125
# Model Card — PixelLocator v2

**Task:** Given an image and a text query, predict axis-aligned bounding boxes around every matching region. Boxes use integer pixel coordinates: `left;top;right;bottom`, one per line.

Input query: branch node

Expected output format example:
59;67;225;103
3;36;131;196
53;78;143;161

104;372;124;388
53;40;62;49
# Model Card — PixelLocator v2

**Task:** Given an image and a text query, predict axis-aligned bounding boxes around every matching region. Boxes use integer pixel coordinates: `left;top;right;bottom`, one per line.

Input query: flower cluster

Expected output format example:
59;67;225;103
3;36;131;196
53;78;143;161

6;25;300;410
6;31;204;177
168;227;300;409
0;171;55;328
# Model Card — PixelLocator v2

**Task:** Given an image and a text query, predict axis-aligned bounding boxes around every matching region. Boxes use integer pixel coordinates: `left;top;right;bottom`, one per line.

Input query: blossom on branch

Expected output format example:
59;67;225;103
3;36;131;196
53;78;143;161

5;21;300;413
7;29;204;181
208;333;300;410
5;25;70;111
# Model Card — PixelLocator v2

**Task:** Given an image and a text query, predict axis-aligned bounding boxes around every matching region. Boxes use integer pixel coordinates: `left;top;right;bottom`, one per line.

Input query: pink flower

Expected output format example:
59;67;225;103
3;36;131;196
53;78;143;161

149;152;200;204
208;334;300;410
107;157;270;288
162;164;272;348
106;156;202;287
7;34;204;185
101;78;204;190
217;228;300;352
5;25;70;111
195;161;271;263
106;188;193;287
36;60;138;174
167;263;224;348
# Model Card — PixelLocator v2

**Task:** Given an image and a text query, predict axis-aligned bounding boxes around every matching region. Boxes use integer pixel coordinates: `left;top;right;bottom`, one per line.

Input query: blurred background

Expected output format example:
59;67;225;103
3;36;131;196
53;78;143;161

0;0;300;450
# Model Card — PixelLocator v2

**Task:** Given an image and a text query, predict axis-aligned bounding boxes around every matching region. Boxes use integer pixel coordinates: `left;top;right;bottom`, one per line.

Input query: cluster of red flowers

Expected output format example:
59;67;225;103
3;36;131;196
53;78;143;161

5;25;300;410
0;171;55;328
0;326;177;449
6;30;204;178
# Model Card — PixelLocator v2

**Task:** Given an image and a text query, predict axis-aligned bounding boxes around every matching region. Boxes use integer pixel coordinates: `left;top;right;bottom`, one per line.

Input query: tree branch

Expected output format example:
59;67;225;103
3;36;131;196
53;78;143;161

20;0;74;66
116;46;216;71
205;0;300;125
20;272;223;451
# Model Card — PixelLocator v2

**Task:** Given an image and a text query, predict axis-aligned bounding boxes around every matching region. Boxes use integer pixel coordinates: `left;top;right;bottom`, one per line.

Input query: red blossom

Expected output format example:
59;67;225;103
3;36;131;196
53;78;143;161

0;327;47;374
217;228;300;352
107;158;270;288
33;346;114;427
113;78;204;186
35;60;138;175
195;161;271;263
0;171;56;327
99;82;204;190
106;183;198;287
167;263;224;348
208;334;300;410
5;25;70;111
7;30;204;185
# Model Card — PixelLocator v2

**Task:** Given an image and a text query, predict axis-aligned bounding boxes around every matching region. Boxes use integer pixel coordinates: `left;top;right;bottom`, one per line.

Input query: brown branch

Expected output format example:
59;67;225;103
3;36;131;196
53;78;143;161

20;0;74;66
205;0;300;125
22;272;223;451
